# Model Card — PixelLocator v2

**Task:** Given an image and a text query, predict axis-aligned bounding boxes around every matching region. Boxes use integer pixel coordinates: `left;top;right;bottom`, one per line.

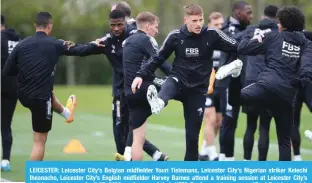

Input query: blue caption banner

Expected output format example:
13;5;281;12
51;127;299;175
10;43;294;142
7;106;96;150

26;161;312;183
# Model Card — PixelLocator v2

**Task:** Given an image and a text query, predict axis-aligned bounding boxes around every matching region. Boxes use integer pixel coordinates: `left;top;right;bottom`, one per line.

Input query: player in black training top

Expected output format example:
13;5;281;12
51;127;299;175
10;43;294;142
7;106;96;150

2;12;103;161
122;12;172;161
241;5;278;161
131;4;238;161
1;14;21;171
237;6;310;161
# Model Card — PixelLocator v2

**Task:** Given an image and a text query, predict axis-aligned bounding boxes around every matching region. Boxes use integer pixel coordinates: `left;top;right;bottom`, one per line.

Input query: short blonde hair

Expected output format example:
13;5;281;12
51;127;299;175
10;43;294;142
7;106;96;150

208;12;223;23
136;12;158;28
183;4;203;16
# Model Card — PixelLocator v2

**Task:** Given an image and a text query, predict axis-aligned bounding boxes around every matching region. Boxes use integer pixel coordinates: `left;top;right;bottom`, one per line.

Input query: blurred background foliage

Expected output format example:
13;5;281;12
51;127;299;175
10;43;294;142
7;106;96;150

2;0;311;85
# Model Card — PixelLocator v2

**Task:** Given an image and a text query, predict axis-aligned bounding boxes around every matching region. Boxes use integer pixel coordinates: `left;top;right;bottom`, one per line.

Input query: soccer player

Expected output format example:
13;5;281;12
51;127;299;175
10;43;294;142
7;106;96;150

238;6;310;161
123;11;172;161
1;14;20;171
242;5;278;161
198;12;225;161
131;4;239;161
2;12;103;161
218;1;253;161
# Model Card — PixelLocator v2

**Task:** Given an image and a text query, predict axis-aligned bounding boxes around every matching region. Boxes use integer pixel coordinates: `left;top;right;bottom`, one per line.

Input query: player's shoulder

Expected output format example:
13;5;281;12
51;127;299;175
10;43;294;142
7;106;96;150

98;33;112;42
166;28;181;38
146;35;158;48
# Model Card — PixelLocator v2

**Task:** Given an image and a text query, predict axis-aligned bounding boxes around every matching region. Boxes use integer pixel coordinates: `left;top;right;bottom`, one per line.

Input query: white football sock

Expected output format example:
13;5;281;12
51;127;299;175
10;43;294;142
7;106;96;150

206;145;218;160
61;107;71;119
199;140;208;156
152;150;162;161
124;146;132;161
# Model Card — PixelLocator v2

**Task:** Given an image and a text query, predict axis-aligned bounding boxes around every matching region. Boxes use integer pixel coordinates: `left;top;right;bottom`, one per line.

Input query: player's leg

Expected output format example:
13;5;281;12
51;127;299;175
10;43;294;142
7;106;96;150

122;129;168;161
258;110;272;161
51;93;76;123
222;105;239;161
147;76;181;114
272;101;293;161
1;92;17;171
198;95;217;161
19;96;53;161
292;91;303;161
112;96;126;154
218;88;227;161
243;112;258;161
128;82;155;161
183;91;206;161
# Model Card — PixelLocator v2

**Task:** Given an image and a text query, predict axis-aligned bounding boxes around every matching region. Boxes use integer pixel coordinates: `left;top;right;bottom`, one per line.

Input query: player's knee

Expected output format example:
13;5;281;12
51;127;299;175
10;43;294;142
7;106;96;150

33;132;48;145
203;108;217;126
132;124;146;145
215;113;222;129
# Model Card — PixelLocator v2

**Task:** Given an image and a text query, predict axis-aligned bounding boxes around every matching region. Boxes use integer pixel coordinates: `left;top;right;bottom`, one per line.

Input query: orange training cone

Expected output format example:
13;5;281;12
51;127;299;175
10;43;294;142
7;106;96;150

63;139;86;154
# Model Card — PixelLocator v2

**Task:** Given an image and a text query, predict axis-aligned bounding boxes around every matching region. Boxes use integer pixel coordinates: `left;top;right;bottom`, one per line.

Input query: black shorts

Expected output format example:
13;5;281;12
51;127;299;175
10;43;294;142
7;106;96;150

126;82;155;130
19;95;53;133
205;87;227;114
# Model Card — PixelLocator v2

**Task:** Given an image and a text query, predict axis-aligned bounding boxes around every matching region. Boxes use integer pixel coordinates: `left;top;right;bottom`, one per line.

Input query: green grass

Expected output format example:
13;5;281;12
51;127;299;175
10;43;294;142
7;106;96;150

1;85;312;181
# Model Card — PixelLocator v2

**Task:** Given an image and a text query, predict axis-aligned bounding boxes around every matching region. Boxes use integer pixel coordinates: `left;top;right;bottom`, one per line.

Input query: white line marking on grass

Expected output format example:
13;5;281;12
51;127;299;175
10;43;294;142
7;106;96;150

80;113;312;154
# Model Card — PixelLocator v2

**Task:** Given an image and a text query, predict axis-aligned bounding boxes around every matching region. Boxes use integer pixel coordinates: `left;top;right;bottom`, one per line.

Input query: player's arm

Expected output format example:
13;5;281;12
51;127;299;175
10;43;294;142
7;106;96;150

58;39;106;56
208;68;216;94
136;30;177;79
237;28;272;55
143;36;172;76
209;28;238;52
2;45;19;76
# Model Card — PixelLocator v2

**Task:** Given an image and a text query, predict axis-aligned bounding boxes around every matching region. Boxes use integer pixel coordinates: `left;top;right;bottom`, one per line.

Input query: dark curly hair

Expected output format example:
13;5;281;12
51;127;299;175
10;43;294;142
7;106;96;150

277;6;305;31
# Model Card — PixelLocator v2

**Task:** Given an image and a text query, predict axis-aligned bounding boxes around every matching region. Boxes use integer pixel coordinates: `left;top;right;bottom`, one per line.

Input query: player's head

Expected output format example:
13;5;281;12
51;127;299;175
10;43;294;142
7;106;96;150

232;1;253;26
34;12;53;35
183;4;204;34
111;1;131;18
109;10;126;37
276;6;305;32
263;5;279;19
207;12;224;30
136;12;159;37
1;15;5;30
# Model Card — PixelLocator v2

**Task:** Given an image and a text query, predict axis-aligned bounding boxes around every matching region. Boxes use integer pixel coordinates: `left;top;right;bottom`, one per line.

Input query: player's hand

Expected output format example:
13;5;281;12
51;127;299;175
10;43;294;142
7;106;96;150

251;34;263;43
91;39;105;47
208;86;213;94
131;77;143;94
63;40;76;50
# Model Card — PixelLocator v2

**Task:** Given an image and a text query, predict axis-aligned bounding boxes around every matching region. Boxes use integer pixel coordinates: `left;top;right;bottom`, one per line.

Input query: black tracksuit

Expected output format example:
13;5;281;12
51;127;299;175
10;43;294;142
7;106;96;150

136;24;237;161
3;31;99;133
238;28;310;161
1;28;20;161
218;17;248;158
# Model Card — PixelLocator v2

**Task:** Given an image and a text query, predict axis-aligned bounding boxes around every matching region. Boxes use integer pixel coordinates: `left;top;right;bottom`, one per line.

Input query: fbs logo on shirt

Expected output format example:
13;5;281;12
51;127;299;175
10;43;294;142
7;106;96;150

282;41;300;58
185;48;199;57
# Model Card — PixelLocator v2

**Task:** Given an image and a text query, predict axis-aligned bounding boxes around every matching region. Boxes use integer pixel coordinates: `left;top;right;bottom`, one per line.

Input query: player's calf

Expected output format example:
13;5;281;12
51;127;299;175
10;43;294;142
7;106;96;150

131;123;146;161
